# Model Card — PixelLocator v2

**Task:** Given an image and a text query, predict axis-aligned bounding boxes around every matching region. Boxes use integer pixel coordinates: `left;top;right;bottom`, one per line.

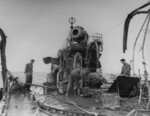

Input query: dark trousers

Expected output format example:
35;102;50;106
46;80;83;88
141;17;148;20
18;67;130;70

67;69;80;94
25;74;33;90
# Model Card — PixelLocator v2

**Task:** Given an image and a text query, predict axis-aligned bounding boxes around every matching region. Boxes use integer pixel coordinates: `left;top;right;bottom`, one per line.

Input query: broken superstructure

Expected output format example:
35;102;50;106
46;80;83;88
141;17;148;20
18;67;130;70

43;17;103;91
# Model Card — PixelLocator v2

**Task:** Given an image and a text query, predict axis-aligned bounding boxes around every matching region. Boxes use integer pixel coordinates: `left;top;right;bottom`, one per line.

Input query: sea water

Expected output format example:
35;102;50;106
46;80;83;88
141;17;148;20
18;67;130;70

0;72;48;88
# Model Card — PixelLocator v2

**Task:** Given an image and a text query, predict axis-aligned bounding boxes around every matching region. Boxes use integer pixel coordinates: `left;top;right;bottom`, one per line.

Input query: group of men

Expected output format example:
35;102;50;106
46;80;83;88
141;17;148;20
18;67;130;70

24;58;131;93
66;58;131;96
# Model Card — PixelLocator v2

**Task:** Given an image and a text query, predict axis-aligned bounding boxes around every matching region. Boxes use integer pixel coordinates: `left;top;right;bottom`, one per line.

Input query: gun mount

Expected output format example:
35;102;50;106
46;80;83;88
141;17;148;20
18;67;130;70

43;18;103;90
70;26;88;44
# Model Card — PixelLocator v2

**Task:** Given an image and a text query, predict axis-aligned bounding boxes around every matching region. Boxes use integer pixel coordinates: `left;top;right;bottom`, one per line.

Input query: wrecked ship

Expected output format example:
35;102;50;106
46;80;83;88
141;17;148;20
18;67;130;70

43;17;104;94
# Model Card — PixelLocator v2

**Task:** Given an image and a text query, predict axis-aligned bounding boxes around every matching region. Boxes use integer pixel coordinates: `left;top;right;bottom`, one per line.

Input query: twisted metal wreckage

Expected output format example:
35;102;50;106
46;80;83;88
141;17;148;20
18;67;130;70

43;17;103;90
123;1;150;116
0;28;9;116
0;2;150;116
0;29;20;116
34;2;150;116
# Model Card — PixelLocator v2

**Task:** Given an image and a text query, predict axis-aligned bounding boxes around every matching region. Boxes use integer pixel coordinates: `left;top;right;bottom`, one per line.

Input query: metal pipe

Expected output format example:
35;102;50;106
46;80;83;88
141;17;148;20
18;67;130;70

123;2;150;53
0;28;8;94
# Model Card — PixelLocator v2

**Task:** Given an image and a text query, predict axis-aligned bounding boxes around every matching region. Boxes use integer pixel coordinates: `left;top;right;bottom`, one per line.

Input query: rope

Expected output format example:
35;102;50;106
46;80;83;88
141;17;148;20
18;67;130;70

104;19;125;36
33;91;99;116
46;94;99;116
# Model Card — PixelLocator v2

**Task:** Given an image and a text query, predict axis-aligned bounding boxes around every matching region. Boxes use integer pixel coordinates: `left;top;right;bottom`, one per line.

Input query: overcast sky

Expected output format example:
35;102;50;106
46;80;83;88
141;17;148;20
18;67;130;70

0;0;149;74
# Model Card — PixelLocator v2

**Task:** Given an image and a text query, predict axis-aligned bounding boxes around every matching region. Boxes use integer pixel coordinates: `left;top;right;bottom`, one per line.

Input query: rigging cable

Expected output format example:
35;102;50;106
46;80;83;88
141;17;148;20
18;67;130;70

141;12;150;109
132;13;150;75
104;19;125;36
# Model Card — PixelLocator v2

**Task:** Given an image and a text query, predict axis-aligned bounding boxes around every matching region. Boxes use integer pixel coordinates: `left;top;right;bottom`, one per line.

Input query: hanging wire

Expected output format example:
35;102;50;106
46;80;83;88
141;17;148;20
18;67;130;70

141;12;150;109
142;13;150;69
104;19;125;36
132;14;150;75
142;12;150;78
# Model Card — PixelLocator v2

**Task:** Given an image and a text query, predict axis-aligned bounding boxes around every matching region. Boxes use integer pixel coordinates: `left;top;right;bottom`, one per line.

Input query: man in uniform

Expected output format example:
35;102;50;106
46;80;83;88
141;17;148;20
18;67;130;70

120;59;131;76
24;59;35;91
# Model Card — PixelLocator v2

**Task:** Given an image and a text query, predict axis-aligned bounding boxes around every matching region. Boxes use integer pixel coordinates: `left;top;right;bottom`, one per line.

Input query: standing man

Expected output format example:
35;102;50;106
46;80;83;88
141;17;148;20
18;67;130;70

120;59;131;76
24;59;35;91
66;52;83;96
